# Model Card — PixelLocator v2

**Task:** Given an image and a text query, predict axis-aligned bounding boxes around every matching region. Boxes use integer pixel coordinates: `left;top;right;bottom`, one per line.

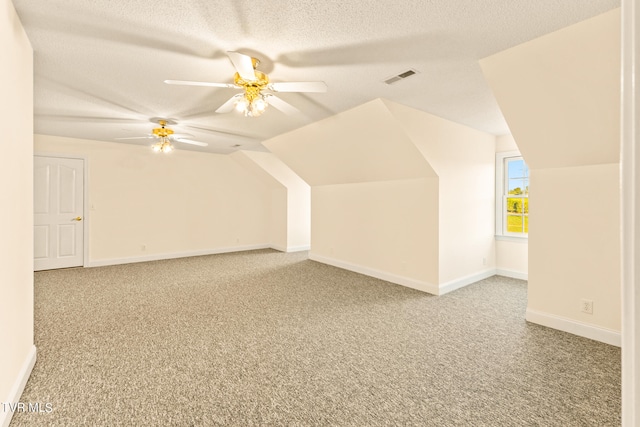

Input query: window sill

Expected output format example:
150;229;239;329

495;235;528;243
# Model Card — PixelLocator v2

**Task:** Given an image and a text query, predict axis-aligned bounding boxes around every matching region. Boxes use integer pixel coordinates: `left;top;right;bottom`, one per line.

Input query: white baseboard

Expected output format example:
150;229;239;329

309;253;439;295
285;245;310;253
438;269;497;295
1;345;37;427
270;244;310;253
526;308;621;347
495;268;528;281
86;244;271;267
308;254;503;296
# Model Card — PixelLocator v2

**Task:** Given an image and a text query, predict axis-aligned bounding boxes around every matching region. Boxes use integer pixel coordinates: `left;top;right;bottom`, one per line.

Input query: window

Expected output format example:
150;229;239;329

496;151;529;238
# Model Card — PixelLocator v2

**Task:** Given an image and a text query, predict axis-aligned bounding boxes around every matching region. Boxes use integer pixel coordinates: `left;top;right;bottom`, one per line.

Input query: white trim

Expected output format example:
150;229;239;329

269;244;310;253
86;244;271;267
621;0;639;423
438;269;497;295
308;253;439;295
495;151;529;238
495;268;528;281
495;235;528;243
83;158;89;268
309;254;501;296
526;309;621;347
1;345;37;427
285;245;310;253
495;150;521;236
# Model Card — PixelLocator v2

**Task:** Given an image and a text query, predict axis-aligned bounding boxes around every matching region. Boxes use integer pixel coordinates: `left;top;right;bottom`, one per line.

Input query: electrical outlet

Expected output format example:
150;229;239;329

482;257;487;266
141;244;146;251
581;299;594;314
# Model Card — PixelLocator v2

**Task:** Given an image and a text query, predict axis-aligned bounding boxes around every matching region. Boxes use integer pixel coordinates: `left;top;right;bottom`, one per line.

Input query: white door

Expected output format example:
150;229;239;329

34;156;84;271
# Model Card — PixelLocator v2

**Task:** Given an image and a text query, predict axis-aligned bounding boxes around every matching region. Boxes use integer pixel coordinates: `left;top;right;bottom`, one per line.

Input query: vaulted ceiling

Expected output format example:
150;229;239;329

13;0;619;154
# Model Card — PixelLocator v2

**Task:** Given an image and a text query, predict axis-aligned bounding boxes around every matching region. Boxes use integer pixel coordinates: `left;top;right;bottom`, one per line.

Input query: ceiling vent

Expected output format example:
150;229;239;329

384;69;419;85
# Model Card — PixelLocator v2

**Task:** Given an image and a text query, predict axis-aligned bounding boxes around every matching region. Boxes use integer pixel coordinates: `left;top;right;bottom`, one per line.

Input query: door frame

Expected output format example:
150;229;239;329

622;0;639;424
34;152;89;268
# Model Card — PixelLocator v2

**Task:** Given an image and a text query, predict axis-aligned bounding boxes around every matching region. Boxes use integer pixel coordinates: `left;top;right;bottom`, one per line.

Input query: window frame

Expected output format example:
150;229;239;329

495;151;529;240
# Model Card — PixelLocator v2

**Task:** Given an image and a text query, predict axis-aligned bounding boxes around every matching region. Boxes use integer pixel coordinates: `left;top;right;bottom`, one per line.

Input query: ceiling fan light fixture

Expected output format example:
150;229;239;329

152;136;173;153
235;96;250;113
166;52;326;118
119;119;208;152
252;96;268;113
235;95;267;117
235;85;270;117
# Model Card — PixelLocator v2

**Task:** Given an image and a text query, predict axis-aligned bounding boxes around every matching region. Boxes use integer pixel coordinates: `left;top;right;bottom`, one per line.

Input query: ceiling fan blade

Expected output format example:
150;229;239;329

180;124;259;140
265;95;301;115
175;138;209;147
170;133;193;139
269;81;328;93
164;79;237;89
227;51;257;81
216;94;242;113
115;136;154;140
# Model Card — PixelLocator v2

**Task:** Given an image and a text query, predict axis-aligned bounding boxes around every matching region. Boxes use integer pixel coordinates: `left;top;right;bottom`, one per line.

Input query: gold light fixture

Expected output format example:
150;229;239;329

151;120;174;153
115;118;209;152
233;57;270;117
151;137;173;153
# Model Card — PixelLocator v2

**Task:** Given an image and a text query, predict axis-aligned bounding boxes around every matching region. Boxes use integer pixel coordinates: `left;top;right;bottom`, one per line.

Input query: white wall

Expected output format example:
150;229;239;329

384;100;496;285
286;186;311;251
312;178;440;291
35;135;273;265
495;134;529;279
0;0;35;425
481;9;621;344
495;134;518;153
230;151;289;251
232;151;310;252
529;164;620;332
495;240;528;279
264;99;441;292
269;189;289;251
265;98;495;294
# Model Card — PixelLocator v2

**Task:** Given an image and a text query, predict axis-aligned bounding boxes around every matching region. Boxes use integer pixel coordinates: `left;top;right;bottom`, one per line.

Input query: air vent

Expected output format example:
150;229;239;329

384;69;419;85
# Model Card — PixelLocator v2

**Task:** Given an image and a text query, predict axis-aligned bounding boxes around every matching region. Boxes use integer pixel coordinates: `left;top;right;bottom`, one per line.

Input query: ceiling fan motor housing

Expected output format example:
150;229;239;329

234;71;269;102
152;120;174;138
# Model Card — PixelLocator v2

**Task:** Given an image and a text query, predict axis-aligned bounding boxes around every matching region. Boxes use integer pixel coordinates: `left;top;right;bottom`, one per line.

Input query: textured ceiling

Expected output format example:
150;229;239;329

13;0;620;154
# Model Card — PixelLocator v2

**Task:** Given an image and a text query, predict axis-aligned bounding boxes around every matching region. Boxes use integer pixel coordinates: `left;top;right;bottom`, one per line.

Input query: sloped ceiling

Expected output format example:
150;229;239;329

263;99;436;186
480;8;620;169
12;0;619;154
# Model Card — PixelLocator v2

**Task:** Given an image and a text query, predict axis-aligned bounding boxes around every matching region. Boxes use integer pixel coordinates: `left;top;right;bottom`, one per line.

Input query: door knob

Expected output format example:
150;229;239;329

73;216;82;221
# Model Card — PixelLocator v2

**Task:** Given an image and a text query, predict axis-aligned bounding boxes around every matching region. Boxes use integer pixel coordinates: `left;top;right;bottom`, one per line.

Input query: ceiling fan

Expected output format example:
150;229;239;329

165;51;327;117
116;118;209;153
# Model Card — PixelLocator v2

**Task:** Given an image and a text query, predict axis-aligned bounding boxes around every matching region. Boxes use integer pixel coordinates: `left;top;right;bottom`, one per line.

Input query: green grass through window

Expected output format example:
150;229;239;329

507;215;528;234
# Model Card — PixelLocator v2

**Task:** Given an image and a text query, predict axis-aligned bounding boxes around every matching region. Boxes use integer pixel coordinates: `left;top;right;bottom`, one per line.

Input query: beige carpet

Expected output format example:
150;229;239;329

11;249;620;426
